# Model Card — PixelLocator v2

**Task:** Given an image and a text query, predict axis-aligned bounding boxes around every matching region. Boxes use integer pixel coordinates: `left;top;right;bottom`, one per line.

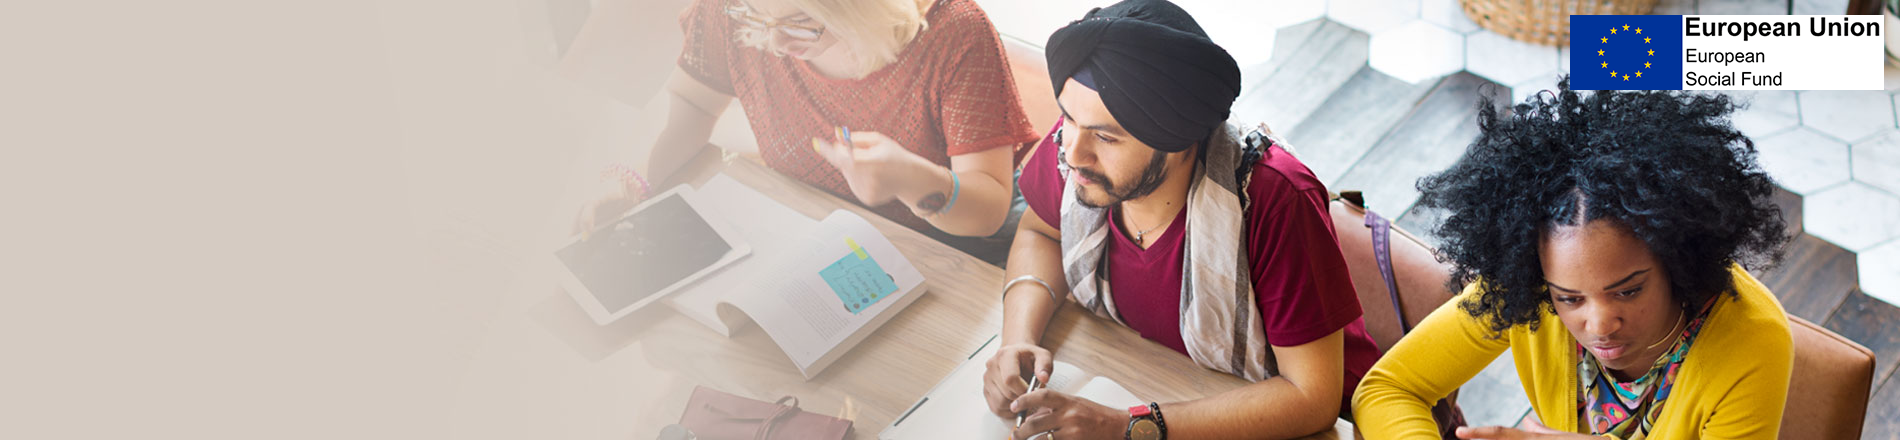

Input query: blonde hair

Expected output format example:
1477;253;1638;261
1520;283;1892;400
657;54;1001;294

735;0;931;77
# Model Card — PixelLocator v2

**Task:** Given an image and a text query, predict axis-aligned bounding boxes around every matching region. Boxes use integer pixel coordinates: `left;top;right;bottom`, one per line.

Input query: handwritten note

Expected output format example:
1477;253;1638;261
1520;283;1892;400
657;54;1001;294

820;237;900;314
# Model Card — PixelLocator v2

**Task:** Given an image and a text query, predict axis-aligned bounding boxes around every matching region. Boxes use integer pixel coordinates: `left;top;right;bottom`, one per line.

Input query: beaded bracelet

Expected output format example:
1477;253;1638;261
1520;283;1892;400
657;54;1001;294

601;163;652;200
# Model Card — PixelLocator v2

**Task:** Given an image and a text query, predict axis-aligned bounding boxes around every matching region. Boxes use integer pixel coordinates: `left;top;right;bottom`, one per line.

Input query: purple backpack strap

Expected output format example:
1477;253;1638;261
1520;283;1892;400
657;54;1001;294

1364;207;1411;334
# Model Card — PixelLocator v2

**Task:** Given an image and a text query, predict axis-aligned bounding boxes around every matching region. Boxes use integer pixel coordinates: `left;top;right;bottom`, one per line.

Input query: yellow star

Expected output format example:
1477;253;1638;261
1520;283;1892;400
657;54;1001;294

1623;24;1630;30
1611;28;1617;34
1648;49;1654;56
1636;28;1643;34
1645;37;1651;43
1602;37;1609;43
1602;62;1609;68
1623;75;1630;81
1635;71;1643;78
1644;61;1651;68
1598;49;1606;56
1611;70;1618;77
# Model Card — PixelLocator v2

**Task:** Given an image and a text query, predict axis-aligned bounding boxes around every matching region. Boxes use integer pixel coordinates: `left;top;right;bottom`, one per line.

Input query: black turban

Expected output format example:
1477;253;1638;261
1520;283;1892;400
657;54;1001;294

1045;0;1242;152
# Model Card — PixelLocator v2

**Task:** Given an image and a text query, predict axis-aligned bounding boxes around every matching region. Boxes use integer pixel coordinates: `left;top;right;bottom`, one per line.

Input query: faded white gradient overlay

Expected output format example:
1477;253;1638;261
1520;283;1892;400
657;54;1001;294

2;0;707;437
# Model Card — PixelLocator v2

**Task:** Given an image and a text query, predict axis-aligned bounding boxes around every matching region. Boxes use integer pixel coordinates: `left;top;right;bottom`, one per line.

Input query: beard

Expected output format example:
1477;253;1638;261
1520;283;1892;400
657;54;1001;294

1065;149;1171;208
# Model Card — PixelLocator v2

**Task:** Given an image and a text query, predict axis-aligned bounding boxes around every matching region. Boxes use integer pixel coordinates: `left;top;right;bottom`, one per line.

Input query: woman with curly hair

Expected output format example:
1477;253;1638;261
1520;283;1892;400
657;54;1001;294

1352;77;1792;439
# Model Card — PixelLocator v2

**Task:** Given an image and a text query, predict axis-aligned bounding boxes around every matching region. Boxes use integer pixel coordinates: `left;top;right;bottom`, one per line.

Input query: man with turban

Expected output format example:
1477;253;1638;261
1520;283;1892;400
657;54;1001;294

978;1;1379;438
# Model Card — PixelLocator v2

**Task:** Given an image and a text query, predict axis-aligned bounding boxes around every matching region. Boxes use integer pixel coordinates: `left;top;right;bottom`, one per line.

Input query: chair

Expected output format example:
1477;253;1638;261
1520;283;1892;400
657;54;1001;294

1000;34;1059;167
1328;198;1458;352
1779;314;1874;440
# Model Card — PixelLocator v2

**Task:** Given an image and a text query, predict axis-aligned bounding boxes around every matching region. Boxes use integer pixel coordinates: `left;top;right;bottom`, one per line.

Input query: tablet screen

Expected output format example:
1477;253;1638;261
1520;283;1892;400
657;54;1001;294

555;194;733;312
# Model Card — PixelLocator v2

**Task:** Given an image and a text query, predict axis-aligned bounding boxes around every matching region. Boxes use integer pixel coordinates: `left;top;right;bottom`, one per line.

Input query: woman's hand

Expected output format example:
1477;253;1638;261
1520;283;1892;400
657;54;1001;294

812;130;937;208
982;343;1053;419
571;176;644;240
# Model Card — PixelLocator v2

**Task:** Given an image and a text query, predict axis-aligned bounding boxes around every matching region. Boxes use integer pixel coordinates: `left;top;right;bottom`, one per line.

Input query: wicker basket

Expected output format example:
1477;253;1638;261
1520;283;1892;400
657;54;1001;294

1461;0;1661;46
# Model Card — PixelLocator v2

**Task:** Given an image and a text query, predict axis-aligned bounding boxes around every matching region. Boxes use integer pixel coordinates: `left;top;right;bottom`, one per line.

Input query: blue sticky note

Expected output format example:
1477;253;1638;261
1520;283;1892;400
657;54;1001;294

818;244;900;314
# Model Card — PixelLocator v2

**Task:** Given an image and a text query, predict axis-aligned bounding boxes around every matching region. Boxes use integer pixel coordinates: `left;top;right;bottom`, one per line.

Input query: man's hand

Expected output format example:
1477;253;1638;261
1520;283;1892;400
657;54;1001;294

982;343;1053;419
1455;426;1601;440
1009;390;1125;440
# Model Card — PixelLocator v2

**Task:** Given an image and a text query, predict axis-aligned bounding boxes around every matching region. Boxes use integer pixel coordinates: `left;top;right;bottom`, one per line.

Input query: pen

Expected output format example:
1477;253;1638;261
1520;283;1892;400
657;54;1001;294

1014;376;1041;430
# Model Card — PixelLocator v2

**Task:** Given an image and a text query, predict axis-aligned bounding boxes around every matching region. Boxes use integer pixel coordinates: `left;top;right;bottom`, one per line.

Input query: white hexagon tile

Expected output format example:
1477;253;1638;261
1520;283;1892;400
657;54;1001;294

1328;0;1419;34
1510;75;1565;105
1369;21;1465;84
1855;130;1900;196
1557;45;1570;73
1182;0;1280;67
1798;90;1896;144
1254;0;1328;28
1418;0;1479;34
1464;31;1561;86
1861;240;1900;305
1803;182;1900;252
1753;127;1852;194
1727;91;1801;140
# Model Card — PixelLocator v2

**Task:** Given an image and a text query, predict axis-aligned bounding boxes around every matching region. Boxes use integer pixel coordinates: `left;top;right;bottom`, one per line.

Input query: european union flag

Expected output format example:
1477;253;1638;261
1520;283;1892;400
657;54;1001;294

1570;15;1684;90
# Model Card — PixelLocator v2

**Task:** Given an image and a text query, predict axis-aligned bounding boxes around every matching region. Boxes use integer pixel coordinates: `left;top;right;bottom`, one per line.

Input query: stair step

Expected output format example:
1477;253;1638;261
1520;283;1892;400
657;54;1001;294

1232;20;1369;132
1282;65;1439;185
1333;72;1499;219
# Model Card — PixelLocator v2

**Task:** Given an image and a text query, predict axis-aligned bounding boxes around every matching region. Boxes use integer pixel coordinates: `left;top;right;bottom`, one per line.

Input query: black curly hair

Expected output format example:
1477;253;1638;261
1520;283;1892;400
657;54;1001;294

1415;76;1788;334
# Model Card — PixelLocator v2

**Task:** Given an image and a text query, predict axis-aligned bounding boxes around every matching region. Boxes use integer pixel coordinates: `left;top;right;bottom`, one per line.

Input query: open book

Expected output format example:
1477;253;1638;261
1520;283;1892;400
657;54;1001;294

880;335;1144;440
668;175;928;379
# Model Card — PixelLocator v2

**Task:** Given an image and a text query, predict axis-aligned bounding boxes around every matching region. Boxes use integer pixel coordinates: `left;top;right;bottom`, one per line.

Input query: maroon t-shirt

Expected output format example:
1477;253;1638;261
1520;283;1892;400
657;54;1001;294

1019;122;1379;410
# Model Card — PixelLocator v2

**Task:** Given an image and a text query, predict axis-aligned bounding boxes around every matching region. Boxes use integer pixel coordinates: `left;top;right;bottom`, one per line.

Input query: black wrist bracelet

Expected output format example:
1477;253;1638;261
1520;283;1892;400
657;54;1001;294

1150;402;1168;440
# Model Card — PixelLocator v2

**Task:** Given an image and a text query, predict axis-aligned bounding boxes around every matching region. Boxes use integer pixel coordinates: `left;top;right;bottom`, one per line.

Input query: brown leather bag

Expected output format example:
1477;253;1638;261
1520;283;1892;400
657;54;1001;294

675;386;851;440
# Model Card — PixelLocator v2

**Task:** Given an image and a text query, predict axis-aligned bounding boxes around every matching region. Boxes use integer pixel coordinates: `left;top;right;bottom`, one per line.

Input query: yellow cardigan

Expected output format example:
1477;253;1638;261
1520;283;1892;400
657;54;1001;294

1352;265;1792;439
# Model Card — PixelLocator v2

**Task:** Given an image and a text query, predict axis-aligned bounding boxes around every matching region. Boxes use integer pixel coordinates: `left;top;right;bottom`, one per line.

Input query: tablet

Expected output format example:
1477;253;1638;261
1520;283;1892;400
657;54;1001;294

555;186;750;324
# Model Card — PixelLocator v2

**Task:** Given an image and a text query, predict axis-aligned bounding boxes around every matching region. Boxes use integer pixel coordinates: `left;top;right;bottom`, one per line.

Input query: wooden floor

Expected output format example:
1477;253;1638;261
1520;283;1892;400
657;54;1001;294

1242;18;1899;436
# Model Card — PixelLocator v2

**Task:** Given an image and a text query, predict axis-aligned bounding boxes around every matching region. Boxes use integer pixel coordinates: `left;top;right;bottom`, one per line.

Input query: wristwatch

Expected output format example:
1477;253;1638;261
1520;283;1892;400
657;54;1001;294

1125;402;1166;440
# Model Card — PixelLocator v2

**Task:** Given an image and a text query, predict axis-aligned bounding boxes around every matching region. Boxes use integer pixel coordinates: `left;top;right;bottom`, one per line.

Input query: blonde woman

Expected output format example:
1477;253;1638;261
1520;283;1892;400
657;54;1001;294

576;0;1039;263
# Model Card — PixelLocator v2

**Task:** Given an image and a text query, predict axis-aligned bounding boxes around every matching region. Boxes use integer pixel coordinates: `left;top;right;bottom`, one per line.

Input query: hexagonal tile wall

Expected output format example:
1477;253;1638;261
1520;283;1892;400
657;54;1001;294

1799;90;1896;144
1177;0;1287;67
1418;0;1478;33
1369;21;1465;84
1727;90;1802;140
1862;240;1900;305
1856;130;1900;197
1509;75;1565;105
1254;0;1329;28
1464;31;1561;86
1328;0;1419;34
1754;128;1852;195
1803;182;1900;252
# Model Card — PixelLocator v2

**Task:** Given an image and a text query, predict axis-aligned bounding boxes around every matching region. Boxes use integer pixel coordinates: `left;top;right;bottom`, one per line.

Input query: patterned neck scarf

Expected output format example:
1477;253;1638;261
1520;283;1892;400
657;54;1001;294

1576;300;1715;439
